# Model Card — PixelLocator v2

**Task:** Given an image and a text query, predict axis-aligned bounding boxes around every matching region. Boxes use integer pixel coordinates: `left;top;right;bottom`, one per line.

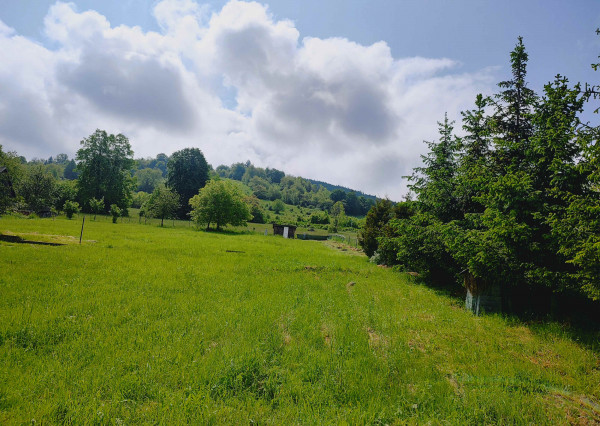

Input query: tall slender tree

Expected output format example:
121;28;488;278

408;113;461;222
491;36;537;173
456;94;492;214
167;148;209;218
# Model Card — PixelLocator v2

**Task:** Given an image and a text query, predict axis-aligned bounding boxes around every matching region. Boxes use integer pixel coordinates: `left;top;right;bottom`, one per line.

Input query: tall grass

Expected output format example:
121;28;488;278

0;216;598;423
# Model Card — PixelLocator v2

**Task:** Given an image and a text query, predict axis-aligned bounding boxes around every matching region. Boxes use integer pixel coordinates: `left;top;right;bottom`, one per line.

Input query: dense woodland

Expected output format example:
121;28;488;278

360;37;600;309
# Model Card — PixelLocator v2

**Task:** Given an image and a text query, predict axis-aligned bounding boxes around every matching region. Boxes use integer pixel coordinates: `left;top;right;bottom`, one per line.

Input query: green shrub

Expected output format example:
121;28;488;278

109;204;122;223
63;200;80;219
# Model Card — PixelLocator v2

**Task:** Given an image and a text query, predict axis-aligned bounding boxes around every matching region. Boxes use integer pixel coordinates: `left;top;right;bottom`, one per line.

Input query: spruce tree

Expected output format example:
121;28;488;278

491;36;537;173
409;113;461;222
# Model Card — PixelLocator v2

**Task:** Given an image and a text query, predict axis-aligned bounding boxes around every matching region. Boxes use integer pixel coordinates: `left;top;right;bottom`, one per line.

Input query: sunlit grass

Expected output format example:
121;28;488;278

0;216;598;423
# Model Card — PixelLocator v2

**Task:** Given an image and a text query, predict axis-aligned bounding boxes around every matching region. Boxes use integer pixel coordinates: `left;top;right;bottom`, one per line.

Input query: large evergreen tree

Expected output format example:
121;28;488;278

359;199;394;258
408;113;461;222
372;36;600;308
455;94;492;215
491;36;537;173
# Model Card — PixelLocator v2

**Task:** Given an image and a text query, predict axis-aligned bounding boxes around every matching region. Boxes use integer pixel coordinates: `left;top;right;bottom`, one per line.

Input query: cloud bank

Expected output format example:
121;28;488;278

0;0;494;199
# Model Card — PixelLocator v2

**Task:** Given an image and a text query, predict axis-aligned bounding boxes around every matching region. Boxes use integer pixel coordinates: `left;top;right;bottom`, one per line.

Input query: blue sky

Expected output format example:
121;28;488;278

0;0;599;198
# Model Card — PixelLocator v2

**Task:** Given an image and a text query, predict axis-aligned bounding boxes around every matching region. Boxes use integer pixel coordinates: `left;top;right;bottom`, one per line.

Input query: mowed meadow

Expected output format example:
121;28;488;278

0;216;599;424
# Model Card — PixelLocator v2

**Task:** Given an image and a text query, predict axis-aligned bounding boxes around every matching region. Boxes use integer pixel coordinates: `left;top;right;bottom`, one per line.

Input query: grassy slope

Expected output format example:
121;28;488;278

0;216;599;424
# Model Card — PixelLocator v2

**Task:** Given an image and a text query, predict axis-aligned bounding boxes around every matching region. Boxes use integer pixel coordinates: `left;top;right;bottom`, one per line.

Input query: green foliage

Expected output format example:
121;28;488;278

131;191;150;209
167;148;209;218
76;129;135;212
88;197;105;221
146;186;180;227
248;176;271;200
491;36;537;172
408;113;461;222
110;204;122;223
265;167;285;184
0;145;22;214
375;37;600;303
272;199;285;214
380;213;457;281
359;199;394;258
19;165;56;213
330;189;346;203
53;180;78;212
63;200;80;219
241;164;267;183
214;161;370;215
310;211;330;225
134;168;163;193
245;195;267;224
189;180;251;231
330;201;345;232
549;194;600;300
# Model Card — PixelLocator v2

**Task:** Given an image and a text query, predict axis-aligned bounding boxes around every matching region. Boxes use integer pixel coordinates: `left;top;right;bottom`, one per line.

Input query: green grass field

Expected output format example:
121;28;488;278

1;215;599;424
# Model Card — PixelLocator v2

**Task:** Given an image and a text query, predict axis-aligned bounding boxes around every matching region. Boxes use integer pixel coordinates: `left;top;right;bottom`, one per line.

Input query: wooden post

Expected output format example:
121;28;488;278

79;216;85;244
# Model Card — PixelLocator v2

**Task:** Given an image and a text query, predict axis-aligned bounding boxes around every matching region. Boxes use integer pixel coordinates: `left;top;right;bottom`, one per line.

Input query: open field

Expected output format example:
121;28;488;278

0;216;599;424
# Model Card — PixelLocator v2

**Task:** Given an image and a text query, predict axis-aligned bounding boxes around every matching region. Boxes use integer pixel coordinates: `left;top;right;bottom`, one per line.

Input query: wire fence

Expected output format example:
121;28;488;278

67;213;361;248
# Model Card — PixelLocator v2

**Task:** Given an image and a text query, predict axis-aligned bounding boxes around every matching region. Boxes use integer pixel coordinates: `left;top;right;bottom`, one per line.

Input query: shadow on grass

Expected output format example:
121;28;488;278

0;234;65;246
201;228;261;236
402;272;600;354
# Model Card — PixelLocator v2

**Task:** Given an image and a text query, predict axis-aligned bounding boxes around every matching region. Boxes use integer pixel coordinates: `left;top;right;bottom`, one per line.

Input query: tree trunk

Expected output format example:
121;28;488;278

161;216;164;227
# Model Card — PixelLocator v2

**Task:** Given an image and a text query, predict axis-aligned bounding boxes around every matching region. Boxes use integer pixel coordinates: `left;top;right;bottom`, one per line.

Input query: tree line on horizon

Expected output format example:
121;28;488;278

360;36;600;305
0;133;375;228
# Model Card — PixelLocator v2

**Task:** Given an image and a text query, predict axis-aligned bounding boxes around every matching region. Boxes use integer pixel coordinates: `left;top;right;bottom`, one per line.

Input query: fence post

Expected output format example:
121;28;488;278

79;216;85;244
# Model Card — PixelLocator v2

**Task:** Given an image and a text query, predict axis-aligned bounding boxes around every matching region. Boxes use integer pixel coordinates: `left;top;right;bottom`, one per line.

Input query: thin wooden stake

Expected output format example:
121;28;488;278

79;216;85;244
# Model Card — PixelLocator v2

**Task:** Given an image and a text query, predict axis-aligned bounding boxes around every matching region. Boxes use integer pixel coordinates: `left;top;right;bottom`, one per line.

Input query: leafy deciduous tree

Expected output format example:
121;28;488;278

76;130;135;212
273;199;285;215
146;186;180;227
19;165;56;213
330;201;345;232
167;148;209;218
0;145;21;214
63;200;80;219
189;180;251;231
89;197;105;221
135;168;163;193
110;204;122;223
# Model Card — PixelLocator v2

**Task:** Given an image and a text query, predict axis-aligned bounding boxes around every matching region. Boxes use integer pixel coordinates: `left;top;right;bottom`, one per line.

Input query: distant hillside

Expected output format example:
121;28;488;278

307;179;378;201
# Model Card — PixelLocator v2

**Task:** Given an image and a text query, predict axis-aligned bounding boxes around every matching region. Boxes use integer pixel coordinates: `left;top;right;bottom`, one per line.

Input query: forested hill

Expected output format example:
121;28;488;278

3;150;380;218
306;179;378;201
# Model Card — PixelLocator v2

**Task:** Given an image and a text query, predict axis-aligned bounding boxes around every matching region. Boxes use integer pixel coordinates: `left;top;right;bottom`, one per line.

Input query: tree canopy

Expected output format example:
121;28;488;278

370;36;600;305
0;145;20;214
76;129;135;212
146;186;180;227
135;168;164;193
189;180;251;231
19;165;56;213
167;148;209;219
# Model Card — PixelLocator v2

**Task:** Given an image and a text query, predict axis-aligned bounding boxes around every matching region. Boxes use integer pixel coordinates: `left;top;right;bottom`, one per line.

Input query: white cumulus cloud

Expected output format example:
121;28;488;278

0;0;495;199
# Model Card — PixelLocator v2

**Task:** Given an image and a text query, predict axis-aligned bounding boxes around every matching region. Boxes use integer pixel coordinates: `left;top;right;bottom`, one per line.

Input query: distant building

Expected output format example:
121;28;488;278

272;224;297;239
